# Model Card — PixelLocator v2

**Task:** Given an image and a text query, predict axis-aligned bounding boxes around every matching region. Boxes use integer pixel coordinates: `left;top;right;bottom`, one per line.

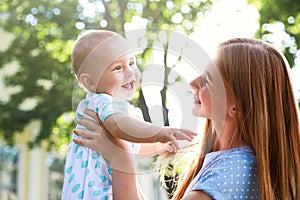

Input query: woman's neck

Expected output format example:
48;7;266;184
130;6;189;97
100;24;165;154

211;118;246;152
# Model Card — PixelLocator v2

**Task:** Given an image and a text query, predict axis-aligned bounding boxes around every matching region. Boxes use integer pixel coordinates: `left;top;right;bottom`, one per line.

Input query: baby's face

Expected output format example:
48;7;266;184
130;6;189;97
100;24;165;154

96;53;141;100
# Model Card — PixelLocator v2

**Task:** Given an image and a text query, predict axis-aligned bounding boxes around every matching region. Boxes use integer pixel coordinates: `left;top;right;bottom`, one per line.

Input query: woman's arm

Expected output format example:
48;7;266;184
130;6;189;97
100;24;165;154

112;168;145;200
181;191;213;200
111;139;146;200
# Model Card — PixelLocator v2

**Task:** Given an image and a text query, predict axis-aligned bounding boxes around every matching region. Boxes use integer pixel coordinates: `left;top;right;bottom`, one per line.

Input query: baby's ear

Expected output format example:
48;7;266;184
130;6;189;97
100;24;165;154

79;73;97;92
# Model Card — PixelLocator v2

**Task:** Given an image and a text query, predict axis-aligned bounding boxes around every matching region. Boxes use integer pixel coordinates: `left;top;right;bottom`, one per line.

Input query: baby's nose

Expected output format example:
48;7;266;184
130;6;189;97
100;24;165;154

126;67;135;77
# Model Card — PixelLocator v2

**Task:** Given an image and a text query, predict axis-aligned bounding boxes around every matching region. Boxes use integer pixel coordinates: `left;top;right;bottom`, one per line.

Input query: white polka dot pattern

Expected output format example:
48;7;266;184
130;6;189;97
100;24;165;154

189;146;259;199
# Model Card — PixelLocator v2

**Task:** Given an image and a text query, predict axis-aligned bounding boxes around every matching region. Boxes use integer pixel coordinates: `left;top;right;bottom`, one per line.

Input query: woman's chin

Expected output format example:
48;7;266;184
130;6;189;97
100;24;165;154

192;108;200;116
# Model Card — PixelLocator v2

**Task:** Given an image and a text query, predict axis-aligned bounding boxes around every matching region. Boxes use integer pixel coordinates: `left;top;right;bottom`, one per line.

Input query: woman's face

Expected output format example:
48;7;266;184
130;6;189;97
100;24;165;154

190;73;212;118
190;60;228;121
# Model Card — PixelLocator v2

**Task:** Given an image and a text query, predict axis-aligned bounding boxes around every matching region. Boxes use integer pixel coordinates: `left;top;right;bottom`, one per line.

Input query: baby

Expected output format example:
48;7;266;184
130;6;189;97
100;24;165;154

62;30;195;199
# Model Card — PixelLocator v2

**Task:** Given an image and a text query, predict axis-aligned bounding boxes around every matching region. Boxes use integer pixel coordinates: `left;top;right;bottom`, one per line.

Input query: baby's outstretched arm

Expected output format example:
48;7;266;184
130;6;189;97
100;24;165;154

104;114;196;149
138;142;177;158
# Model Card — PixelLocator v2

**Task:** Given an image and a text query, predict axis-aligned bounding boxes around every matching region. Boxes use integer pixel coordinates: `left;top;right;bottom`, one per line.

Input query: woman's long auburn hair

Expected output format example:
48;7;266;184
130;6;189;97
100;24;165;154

172;38;300;200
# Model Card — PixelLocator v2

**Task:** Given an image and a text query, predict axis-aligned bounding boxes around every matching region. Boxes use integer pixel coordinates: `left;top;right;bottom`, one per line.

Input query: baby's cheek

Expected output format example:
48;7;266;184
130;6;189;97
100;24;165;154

136;69;141;80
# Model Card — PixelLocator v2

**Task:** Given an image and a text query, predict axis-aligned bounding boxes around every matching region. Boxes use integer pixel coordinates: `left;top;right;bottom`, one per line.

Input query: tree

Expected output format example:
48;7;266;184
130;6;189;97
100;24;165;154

250;0;300;67
0;0;79;146
0;0;212;151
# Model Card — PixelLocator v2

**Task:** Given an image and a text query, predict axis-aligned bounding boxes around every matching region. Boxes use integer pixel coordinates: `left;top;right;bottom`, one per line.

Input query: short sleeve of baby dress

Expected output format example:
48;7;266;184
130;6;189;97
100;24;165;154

62;93;141;200
93;93;131;122
184;146;260;200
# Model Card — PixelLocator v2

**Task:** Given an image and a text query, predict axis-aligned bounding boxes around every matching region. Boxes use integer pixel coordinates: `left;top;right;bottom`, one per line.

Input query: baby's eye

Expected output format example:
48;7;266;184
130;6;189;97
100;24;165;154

129;61;135;66
114;65;122;70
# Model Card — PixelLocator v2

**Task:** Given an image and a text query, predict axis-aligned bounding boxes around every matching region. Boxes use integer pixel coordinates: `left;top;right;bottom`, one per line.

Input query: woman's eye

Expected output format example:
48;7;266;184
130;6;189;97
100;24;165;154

114;65;122;70
129;61;135;66
200;78;207;88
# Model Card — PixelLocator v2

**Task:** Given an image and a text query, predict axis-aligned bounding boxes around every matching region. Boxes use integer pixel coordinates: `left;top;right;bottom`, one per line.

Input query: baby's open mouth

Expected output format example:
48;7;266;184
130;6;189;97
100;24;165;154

122;81;135;89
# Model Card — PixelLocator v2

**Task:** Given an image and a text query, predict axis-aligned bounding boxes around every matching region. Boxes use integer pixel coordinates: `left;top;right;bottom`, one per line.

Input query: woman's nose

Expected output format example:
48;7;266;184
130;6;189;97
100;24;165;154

190;77;200;91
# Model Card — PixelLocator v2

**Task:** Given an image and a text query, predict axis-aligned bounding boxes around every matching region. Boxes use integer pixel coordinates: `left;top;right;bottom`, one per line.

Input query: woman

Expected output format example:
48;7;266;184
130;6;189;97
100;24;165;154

74;38;300;200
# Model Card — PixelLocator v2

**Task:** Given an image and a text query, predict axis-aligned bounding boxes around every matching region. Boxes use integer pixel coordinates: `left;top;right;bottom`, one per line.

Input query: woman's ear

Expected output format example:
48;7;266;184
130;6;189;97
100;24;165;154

228;105;236;118
79;73;96;92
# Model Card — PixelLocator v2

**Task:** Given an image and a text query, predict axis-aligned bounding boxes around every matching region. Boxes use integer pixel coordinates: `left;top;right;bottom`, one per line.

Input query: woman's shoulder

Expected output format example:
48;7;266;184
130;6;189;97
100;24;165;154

194;146;259;199
202;146;257;177
207;146;256;164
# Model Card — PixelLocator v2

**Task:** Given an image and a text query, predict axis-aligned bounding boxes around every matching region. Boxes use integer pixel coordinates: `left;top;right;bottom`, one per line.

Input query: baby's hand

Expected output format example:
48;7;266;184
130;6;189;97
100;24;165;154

157;128;196;150
154;142;176;156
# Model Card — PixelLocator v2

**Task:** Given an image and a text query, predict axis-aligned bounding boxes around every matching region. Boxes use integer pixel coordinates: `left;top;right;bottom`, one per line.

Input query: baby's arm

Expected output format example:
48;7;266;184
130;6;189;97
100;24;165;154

103;114;196;148
138;143;176;158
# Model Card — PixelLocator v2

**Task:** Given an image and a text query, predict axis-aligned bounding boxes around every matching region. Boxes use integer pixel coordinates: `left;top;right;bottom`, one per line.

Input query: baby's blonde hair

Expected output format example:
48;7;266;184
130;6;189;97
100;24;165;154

71;30;119;78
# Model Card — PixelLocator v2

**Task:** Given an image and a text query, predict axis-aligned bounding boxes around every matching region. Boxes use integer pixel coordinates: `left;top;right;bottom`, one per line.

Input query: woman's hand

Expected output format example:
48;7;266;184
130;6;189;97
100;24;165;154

73;110;112;150
73;109;136;173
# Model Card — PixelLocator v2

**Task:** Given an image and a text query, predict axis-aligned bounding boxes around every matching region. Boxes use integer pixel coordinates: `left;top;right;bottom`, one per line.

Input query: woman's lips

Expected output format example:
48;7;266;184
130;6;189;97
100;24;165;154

194;100;201;104
193;94;201;104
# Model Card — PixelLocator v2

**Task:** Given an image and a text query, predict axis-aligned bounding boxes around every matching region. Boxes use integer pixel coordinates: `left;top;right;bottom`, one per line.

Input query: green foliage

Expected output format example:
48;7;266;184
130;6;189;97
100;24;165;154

49;111;75;152
0;0;78;146
250;0;300;67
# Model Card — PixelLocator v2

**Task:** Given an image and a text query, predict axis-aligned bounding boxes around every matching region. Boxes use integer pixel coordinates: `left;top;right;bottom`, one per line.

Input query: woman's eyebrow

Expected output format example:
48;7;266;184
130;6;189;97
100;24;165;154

203;70;212;81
